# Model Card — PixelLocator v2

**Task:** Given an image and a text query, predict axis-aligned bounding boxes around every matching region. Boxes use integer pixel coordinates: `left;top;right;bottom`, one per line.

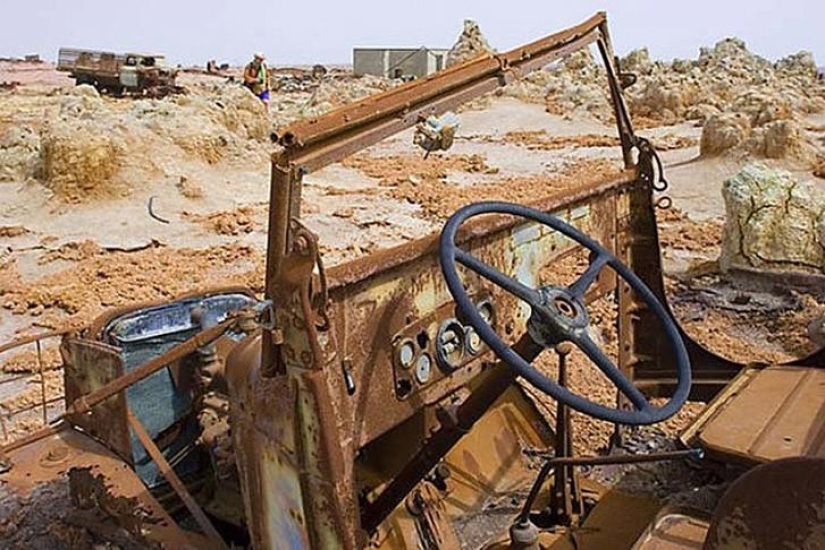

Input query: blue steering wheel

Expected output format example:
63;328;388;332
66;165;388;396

439;202;691;426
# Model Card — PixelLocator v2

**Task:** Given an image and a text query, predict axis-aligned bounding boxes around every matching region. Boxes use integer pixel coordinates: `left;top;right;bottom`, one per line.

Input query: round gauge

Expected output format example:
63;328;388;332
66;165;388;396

465;327;483;355
415;353;432;384
436;319;466;372
395;338;416;370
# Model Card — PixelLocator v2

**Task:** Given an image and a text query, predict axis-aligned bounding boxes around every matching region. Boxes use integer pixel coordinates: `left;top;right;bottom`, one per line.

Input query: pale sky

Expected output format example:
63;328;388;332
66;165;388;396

1;1;822;67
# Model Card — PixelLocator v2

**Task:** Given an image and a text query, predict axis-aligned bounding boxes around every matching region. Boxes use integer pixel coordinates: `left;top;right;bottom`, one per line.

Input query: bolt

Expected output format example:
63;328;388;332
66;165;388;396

293;234;312;256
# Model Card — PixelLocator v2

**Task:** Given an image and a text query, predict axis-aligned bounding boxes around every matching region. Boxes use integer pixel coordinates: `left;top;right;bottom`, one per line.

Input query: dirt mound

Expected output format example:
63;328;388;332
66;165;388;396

176;175;204;198
4;83;271;202
614;38;824;163
701;113;810;161
700;113;752;155
446;20;495;68
41;96;128;200
184;205;265;235
502;49;613;121
271;75;393;128
618;40;825;153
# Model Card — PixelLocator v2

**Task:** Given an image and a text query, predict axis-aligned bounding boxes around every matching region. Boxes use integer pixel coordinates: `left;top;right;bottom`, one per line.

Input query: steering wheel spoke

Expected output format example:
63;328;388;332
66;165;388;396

454;248;541;305
568;252;610;299
570;330;651;412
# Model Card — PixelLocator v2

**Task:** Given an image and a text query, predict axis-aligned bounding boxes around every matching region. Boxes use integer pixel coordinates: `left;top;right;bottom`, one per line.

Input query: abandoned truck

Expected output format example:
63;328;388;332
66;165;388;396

57;47;181;96
2;12;824;550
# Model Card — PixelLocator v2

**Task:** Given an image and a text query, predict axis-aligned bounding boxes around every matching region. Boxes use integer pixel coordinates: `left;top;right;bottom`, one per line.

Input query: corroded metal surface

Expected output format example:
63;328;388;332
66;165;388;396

127;409;228;549
686;366;825;465
0;429;204;548
704;457;825;549
631;508;710;549
62;338;132;462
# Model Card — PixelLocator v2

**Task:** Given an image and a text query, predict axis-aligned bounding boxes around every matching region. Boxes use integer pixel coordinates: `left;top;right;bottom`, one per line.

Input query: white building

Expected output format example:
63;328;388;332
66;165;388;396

353;47;450;80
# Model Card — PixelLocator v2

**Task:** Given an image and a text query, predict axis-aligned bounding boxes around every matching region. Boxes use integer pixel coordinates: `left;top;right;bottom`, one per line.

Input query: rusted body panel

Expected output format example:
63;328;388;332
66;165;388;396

0;428;207;548
62;338;132;462
227;172;689;546
635;457;825;549
224;11;748;549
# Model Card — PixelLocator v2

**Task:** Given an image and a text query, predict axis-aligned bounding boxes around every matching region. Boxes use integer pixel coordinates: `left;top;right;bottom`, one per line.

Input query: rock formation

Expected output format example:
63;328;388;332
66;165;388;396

446;20;495;68
721;163;825;273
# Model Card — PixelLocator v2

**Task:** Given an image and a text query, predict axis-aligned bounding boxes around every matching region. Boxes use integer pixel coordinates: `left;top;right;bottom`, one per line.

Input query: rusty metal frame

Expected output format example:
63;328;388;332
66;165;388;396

228;11;752;548
262;11;636;372
228;13;748;547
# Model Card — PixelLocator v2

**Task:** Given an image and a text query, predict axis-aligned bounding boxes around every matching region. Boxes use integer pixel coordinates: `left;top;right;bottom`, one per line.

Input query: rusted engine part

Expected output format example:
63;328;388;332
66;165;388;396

413;111;459;155
194;329;246;527
0;429;207;548
0;317;238;463
127;409;228;549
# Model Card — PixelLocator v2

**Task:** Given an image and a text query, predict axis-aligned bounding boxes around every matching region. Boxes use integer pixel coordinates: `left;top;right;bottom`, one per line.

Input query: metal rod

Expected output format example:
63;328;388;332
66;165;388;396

2;396;63;416
0;421;66;455
519;462;555;523
64;318;235;418
278;12;608;150
525;447;703;466
0;373;36;387
0;328;75;355
519;448;702;522
127;410;228;549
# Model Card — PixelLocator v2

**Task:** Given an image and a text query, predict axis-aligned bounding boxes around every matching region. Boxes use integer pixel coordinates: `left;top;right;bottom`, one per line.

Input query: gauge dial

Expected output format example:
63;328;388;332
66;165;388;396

415;353;432;384
436;319;466;372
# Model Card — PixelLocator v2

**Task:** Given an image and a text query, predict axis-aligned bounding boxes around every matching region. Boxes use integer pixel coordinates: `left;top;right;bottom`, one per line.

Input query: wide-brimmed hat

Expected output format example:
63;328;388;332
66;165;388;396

254;52;265;60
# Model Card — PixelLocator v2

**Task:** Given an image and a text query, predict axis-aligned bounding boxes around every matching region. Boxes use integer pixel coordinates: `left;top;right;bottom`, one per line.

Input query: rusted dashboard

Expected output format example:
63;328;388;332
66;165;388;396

324;172;637;448
389;291;495;402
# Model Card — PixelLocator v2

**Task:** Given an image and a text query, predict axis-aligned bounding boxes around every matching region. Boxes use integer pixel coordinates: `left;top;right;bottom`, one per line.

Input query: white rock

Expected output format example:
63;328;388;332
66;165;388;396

721;163;825;273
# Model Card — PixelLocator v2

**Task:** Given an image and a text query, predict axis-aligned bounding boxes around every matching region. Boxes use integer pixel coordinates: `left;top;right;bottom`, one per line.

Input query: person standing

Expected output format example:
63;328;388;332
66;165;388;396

243;52;271;110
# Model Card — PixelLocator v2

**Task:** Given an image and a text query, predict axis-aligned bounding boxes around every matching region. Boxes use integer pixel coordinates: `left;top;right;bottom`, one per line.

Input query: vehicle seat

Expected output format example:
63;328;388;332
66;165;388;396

633;456;825;549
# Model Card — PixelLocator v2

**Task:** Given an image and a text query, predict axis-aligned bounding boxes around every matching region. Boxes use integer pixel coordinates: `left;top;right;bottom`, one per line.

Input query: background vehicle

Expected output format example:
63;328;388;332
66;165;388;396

2;13;823;549
57;47;182;96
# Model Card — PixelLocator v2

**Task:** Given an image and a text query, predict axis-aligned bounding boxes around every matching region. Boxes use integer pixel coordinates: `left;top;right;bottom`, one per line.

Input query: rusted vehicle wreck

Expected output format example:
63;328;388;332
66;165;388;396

2;12;824;550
